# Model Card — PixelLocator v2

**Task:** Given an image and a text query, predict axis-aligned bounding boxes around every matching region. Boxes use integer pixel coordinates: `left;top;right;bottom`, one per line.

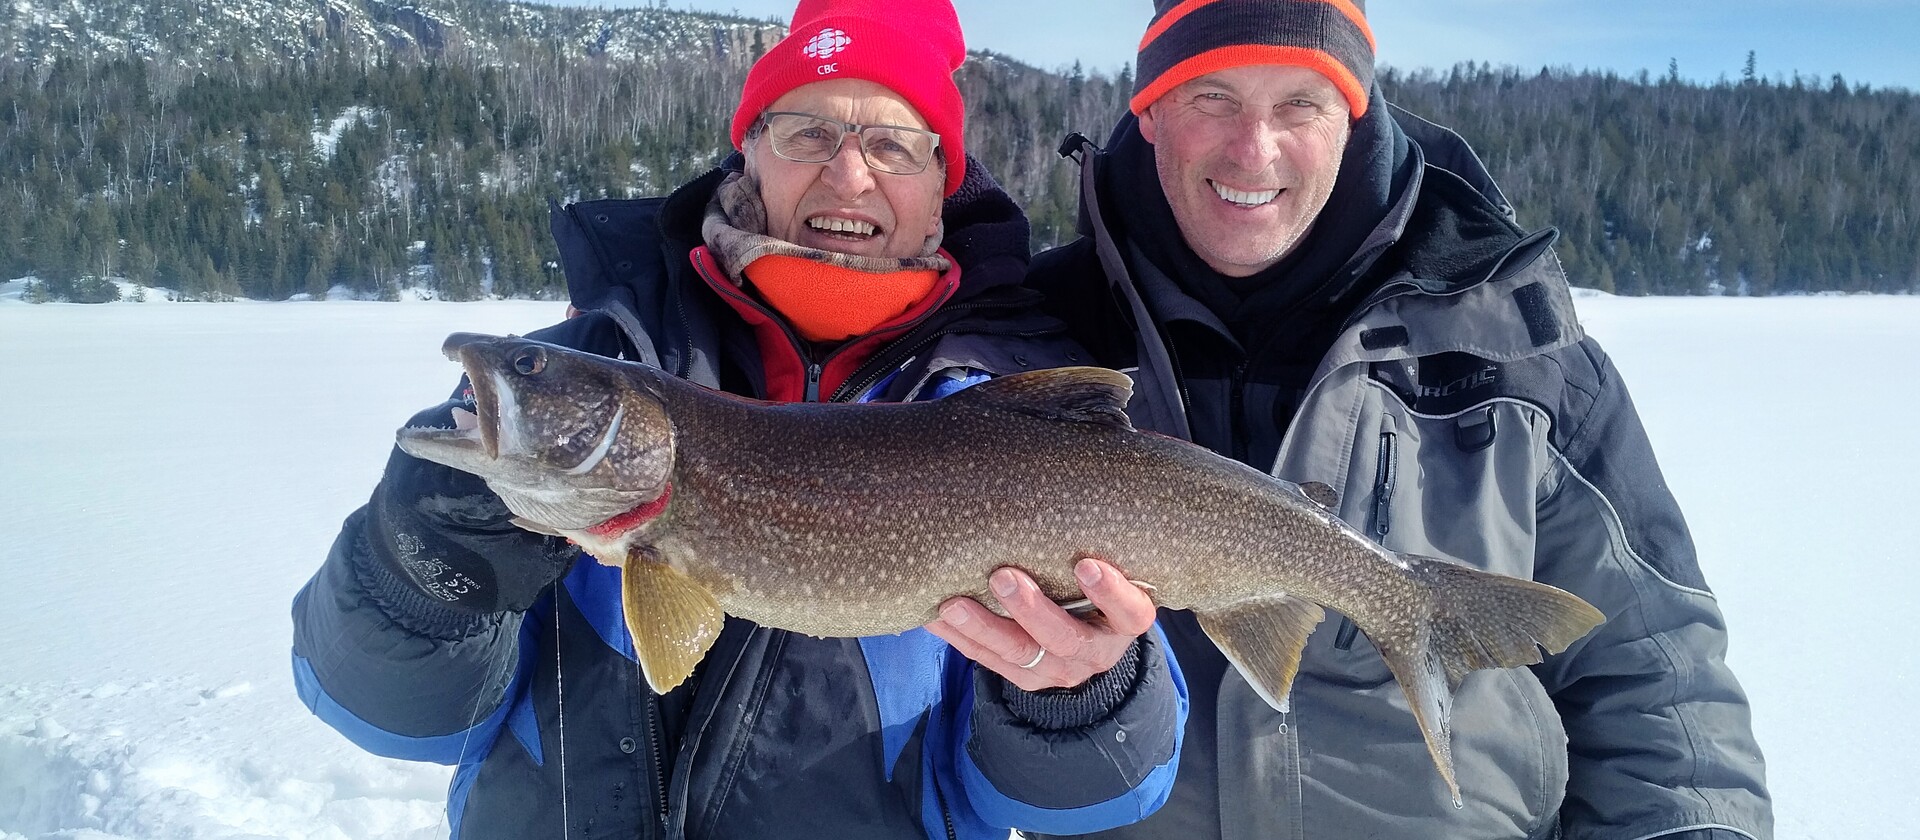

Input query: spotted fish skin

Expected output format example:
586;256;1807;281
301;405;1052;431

397;332;1605;802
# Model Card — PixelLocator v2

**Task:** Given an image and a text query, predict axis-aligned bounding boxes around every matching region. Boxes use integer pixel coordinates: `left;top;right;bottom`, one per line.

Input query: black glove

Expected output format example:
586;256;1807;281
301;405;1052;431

367;398;579;615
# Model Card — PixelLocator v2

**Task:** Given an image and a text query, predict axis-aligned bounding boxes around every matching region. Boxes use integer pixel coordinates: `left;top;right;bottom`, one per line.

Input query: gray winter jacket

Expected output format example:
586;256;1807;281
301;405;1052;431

1025;105;1771;840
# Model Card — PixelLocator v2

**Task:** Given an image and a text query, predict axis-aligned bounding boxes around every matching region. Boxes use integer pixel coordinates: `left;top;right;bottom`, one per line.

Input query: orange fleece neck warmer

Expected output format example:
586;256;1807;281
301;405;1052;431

742;254;941;342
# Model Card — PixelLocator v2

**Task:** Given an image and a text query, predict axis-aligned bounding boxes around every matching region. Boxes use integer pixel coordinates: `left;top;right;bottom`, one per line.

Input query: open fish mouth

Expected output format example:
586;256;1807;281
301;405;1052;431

394;333;510;463
444;332;509;459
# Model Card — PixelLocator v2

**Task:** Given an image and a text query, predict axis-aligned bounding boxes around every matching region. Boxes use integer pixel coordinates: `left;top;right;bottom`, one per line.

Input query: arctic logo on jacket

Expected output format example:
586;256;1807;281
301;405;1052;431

1421;364;1499;401
1373;352;1538;417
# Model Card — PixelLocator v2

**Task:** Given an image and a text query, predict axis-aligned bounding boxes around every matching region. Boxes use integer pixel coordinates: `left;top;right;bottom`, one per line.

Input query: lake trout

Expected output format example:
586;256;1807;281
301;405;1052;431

397;332;1604;800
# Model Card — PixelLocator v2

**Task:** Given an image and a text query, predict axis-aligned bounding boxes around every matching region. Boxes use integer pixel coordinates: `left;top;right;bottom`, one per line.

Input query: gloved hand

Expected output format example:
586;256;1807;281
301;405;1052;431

368;397;579;614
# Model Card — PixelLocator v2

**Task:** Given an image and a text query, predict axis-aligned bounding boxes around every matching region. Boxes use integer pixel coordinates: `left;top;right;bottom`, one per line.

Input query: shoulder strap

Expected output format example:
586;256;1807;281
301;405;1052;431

1058;129;1193;441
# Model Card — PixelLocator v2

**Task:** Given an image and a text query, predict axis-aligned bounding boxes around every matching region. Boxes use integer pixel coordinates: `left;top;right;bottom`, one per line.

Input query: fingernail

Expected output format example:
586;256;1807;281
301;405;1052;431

1076;558;1104;588
941;601;969;626
991;568;1019;599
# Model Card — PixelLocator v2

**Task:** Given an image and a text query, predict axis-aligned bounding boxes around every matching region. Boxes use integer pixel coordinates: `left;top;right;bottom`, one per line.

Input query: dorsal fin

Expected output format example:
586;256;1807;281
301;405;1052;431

956;366;1134;430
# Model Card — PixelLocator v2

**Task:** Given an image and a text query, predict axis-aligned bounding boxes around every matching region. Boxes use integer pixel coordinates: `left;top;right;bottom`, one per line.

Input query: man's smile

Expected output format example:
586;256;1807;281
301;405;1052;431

1209;179;1282;208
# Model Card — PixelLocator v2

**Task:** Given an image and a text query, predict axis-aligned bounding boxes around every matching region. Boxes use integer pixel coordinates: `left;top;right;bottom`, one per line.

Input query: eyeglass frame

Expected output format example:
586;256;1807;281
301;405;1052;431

750;111;945;176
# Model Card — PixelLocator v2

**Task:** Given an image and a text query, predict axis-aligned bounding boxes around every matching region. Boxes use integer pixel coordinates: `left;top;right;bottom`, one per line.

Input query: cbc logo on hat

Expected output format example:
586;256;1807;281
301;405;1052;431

802;28;851;60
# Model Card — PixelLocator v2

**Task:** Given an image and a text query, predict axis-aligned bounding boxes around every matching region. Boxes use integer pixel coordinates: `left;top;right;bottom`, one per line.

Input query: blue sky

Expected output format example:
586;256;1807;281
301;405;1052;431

604;1;1919;91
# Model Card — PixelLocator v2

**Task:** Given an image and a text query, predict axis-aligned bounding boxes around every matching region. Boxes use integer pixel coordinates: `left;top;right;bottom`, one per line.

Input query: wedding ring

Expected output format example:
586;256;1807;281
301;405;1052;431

1019;648;1047;669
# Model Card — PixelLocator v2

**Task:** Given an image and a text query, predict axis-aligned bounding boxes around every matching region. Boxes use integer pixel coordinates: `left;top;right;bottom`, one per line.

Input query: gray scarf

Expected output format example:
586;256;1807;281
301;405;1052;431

699;171;949;285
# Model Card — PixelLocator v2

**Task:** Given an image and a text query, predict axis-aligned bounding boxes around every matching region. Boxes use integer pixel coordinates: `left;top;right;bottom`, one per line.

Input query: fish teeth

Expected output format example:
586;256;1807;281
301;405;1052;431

1211;181;1280;207
807;217;877;236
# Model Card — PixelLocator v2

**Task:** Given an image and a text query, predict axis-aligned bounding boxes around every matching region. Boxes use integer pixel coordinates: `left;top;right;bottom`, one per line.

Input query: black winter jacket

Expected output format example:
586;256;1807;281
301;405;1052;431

292;157;1186;840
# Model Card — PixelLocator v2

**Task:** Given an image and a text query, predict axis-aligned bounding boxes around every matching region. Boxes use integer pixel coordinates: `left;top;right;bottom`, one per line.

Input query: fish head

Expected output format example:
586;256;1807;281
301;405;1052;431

398;333;677;537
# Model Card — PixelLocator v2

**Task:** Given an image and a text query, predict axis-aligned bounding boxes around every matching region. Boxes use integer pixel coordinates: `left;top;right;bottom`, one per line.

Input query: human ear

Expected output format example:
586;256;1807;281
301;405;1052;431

923;202;942;239
923;163;948;238
738;137;759;182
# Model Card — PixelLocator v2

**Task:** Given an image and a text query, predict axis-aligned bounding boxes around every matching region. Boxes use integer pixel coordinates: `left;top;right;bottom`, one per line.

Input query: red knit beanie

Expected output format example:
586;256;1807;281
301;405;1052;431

1132;0;1376;119
730;0;969;196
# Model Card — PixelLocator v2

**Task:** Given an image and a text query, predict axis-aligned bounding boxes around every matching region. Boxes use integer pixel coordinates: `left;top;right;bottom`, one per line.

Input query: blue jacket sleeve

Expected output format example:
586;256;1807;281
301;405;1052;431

943;625;1186;834
291;504;534;765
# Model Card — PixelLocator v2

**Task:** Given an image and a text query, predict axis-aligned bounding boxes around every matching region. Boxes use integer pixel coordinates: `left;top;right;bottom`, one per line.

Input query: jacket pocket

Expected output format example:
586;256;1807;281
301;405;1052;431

1287;660;1568;834
1447;666;1569;831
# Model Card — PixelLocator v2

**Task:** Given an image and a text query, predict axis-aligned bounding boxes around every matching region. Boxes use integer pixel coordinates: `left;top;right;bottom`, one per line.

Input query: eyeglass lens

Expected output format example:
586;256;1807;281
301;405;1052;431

762;113;939;175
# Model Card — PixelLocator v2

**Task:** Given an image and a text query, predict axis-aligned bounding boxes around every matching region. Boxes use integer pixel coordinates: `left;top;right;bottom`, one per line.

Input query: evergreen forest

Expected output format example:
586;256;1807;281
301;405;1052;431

4;19;1915;302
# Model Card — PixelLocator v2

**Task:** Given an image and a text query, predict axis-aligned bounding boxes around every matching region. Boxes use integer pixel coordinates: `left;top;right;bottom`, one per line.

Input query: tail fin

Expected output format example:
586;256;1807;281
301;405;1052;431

1369;554;1605;804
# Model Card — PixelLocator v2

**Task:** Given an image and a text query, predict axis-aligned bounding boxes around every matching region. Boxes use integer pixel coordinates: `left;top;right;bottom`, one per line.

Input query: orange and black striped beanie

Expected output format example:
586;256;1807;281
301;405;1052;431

1131;0;1376;118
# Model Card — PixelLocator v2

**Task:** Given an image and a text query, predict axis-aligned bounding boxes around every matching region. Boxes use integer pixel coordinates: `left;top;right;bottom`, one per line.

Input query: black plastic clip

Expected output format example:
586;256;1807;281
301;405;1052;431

1058;131;1094;164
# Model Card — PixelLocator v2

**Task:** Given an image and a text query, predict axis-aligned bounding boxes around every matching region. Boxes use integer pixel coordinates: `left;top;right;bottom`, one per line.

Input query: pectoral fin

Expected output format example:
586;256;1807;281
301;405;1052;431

620;556;725;694
1196;595;1325;711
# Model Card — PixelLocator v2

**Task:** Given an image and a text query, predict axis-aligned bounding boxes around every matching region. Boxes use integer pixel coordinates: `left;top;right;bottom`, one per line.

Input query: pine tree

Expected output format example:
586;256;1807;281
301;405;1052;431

127;243;159;287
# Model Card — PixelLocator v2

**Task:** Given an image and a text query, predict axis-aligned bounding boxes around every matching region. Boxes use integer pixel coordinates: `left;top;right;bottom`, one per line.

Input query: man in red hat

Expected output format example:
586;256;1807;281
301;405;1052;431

1030;1;1771;839
291;2;1184;837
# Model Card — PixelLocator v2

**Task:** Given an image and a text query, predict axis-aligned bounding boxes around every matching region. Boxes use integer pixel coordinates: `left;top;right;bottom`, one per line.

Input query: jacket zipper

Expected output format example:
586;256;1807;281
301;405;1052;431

803;362;823;402
1229;361;1249;463
672;278;695;380
1370;419;1398;540
930;771;959;840
646;698;669;836
1336;420;1399;652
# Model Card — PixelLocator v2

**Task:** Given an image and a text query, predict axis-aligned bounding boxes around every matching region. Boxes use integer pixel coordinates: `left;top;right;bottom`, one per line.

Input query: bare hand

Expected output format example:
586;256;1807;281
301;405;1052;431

924;557;1156;692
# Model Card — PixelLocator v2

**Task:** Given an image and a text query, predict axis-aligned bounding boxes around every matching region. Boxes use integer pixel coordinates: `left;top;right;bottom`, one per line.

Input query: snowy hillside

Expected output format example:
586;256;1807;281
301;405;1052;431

0;0;785;67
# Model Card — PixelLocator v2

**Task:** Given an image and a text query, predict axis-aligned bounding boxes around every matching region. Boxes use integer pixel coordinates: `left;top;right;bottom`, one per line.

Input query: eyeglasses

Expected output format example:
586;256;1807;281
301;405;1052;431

756;112;942;176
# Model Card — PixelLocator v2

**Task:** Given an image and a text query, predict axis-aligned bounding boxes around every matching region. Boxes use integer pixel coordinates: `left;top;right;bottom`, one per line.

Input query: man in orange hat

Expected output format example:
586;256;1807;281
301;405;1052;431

291;2;1184;837
1029;1;1771;838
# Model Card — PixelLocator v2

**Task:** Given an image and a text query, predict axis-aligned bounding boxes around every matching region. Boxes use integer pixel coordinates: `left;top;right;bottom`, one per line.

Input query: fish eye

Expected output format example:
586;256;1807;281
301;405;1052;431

511;348;546;376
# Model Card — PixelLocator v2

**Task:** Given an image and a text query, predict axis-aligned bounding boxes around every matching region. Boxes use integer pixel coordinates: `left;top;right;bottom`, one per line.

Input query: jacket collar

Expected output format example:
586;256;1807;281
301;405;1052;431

1323;163;1582;378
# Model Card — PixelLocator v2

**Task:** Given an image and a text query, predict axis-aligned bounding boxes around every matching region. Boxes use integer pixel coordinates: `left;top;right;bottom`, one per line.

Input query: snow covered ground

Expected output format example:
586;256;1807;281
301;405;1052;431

1;287;1914;838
